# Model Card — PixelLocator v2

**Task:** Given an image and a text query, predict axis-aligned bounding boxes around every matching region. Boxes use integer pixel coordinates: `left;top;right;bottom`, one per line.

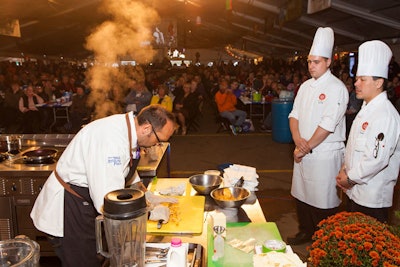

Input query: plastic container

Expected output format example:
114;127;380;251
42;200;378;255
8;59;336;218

167;238;187;267
272;99;294;143
262;239;286;253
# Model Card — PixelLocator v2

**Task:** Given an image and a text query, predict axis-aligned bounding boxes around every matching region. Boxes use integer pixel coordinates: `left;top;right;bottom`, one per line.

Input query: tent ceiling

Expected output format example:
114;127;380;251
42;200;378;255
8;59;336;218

1;0;400;59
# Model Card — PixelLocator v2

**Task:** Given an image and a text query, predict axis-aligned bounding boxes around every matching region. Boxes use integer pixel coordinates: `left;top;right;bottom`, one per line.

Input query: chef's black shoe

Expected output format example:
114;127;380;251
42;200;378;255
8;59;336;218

286;232;312;245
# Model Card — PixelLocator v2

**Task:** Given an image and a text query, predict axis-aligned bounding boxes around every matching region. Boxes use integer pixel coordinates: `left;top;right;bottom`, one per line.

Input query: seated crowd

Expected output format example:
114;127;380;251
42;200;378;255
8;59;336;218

1;56;399;135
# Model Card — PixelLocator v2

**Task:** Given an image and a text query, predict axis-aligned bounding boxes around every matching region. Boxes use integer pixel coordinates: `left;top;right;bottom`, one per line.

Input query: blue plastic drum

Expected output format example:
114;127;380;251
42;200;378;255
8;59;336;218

272;99;293;143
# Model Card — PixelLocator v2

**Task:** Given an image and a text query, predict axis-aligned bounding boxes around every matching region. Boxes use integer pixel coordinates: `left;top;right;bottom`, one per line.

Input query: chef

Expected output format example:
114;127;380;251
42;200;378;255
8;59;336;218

30;104;176;267
336;40;400;223
287;27;349;245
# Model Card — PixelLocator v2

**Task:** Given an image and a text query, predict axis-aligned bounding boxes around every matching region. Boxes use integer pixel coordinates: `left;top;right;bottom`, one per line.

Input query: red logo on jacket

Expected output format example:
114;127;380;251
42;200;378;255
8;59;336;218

319;94;326;100
362;122;368;130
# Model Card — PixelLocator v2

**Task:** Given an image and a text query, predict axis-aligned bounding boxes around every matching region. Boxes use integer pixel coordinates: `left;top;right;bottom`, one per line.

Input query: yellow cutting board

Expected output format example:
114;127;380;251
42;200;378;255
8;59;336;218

147;178;205;235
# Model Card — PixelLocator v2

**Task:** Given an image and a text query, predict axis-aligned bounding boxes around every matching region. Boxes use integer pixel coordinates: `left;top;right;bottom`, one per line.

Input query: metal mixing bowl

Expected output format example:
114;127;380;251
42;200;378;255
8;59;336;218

210;187;250;208
189;174;223;195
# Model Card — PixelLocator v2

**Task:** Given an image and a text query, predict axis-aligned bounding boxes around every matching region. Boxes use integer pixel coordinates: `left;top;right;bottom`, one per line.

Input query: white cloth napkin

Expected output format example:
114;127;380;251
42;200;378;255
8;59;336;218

223;164;259;191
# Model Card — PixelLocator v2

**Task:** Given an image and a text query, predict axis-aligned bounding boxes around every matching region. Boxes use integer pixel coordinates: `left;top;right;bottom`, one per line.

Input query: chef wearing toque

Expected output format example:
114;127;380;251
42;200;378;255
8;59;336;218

287;27;349;245
336;40;400;223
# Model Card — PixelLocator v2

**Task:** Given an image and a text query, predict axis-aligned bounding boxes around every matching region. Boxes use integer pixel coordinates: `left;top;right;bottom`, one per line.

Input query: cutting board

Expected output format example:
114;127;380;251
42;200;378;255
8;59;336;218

207;222;283;267
147;178;205;235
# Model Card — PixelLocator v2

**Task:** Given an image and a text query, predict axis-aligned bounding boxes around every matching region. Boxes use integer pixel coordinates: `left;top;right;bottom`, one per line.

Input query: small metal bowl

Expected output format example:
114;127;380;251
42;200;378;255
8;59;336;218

189;174;223;195
210;187;250;209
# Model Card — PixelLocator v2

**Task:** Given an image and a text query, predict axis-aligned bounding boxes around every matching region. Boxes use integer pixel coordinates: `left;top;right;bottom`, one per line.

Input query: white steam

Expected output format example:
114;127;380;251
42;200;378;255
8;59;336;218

85;0;160;119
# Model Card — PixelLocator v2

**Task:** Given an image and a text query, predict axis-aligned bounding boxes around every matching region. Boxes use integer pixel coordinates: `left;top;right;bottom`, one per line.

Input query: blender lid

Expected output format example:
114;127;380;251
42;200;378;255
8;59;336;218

103;188;147;219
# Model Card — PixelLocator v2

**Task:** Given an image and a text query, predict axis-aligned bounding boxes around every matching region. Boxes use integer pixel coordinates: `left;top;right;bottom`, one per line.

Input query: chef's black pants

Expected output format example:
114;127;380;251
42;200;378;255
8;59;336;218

49;184;103;267
346;198;388;223
295;198;338;237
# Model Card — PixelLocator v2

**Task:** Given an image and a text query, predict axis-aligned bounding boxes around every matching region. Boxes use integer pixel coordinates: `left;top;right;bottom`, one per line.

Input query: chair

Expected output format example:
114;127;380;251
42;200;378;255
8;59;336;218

216;115;231;133
211;100;232;133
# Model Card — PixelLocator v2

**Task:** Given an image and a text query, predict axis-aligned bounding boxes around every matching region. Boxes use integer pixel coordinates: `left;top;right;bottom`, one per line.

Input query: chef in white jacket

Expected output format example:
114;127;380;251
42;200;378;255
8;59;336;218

30;104;176;267
287;27;349;245
336;40;400;223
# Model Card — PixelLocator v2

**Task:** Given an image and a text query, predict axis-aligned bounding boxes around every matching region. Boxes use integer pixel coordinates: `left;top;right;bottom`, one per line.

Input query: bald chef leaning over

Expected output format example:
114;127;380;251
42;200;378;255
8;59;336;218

30;104;176;267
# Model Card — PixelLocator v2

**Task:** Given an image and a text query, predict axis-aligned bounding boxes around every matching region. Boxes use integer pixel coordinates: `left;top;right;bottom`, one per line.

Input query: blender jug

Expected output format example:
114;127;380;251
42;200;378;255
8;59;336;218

96;189;148;267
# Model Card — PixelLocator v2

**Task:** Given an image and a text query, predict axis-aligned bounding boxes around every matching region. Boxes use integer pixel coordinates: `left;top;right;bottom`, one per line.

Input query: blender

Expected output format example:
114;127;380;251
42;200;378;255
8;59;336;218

96;188;148;267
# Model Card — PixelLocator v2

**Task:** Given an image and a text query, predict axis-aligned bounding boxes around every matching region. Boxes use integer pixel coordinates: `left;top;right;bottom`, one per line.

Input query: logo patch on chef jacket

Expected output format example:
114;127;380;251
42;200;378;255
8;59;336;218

318;93;326;104
361;122;368;131
108;156;121;166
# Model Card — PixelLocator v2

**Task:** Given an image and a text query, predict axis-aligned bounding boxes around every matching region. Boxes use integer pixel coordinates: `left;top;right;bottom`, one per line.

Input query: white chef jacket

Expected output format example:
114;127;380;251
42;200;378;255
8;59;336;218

30;112;140;237
289;70;349;209
345;91;400;208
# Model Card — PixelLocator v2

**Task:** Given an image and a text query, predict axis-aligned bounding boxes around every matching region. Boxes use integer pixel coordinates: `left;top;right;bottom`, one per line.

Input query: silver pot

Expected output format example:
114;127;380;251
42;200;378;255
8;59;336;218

0;135;22;154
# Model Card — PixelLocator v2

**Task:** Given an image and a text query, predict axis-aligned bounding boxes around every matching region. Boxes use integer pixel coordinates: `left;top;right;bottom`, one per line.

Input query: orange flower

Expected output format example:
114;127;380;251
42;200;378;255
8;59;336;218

309;212;400;267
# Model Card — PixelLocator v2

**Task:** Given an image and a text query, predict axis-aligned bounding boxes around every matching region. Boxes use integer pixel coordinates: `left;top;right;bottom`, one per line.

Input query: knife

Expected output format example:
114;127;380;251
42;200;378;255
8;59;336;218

193;244;202;267
157;219;164;229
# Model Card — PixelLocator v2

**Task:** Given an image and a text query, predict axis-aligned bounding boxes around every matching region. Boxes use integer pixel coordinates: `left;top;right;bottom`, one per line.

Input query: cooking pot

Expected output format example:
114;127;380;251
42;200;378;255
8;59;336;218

0;135;22;154
22;148;58;163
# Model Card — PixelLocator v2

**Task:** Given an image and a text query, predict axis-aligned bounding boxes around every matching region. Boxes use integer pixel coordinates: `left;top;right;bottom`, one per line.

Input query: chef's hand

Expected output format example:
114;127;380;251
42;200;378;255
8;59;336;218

148;204;170;223
294;138;312;155
336;167;351;192
293;147;305;163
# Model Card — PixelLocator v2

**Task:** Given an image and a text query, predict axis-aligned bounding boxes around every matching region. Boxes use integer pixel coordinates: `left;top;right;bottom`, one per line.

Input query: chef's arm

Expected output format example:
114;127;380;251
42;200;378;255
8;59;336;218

289;117;312;154
307;126;331;152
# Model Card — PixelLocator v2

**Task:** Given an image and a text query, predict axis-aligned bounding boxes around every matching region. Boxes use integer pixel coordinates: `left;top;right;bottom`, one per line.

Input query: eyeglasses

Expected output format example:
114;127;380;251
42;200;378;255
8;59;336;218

148;121;161;144
373;133;384;158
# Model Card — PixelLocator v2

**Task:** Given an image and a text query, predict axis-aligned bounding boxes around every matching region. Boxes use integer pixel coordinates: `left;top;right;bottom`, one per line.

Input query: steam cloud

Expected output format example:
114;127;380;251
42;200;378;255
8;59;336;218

85;0;160;119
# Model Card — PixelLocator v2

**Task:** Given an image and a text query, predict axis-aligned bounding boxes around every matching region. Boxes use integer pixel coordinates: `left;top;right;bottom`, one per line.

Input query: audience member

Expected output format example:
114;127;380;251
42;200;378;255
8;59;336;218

124;80;152;114
215;79;247;135
173;82;197;135
19;85;44;133
69;85;91;133
2;82;24;132
150;84;173;112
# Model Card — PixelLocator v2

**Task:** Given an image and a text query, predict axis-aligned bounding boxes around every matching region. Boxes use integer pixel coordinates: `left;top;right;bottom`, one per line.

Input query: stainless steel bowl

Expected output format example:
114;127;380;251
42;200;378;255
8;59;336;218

211;187;250;208
189;174;223;195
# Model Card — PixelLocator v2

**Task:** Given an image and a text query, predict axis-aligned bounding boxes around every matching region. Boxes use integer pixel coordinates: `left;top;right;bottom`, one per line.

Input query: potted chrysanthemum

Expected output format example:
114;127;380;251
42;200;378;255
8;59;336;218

308;211;400;267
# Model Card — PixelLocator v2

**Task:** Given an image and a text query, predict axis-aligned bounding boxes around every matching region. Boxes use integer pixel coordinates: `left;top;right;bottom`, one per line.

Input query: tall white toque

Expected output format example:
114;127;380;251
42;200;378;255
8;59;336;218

309;27;334;58
356;40;393;79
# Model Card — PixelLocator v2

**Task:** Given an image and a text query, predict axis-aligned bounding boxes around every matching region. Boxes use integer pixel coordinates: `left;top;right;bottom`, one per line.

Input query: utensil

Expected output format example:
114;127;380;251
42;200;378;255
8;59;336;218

193;244;202;267
157;219;164;229
210;187;250;209
189;174;223;195
145;258;167;264
234;176;244;187
146;247;169;254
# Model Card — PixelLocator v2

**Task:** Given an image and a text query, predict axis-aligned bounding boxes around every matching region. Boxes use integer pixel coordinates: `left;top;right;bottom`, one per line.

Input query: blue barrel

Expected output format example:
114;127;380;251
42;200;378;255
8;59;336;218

272;99;293;143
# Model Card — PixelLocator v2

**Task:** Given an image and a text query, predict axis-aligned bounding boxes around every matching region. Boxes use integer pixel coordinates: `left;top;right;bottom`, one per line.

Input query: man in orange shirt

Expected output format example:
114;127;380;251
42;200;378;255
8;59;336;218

215;79;247;135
